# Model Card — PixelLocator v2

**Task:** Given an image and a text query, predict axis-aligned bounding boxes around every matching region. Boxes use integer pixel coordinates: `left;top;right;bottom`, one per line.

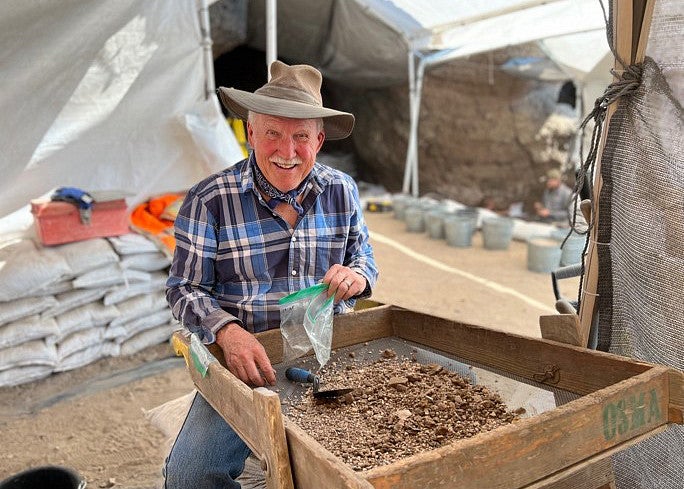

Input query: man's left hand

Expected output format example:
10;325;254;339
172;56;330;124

322;264;365;304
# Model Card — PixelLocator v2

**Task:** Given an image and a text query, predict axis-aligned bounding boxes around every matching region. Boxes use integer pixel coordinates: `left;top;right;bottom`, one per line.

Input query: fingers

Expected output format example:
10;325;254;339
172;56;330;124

322;264;363;303
217;324;276;387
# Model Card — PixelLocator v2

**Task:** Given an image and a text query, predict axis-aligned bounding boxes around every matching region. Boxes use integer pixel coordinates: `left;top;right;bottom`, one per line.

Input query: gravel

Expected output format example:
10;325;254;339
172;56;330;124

286;349;521;471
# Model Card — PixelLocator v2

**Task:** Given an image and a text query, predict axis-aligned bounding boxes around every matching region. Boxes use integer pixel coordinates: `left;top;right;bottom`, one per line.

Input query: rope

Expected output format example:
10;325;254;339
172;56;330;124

568;0;644;311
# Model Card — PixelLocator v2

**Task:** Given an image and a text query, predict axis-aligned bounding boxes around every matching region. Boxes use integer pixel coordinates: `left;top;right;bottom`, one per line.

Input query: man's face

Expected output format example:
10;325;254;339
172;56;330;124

546;178;560;190
247;113;325;192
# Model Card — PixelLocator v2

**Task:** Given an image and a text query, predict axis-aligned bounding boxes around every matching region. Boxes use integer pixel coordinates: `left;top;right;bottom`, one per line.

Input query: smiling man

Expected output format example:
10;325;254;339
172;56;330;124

164;61;378;488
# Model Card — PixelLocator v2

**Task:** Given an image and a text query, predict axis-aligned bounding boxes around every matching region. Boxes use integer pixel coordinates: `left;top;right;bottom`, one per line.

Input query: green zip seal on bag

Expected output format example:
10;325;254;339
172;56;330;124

279;283;334;367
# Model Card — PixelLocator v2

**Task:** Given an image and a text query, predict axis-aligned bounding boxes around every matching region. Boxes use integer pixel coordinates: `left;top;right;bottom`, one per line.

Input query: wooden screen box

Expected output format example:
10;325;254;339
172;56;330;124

172;304;683;489
31;198;129;246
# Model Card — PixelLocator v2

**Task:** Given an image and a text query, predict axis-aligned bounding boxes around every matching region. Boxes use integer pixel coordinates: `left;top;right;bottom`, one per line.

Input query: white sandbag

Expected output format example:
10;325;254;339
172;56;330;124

0;238;71;301
118;322;177;356
55;302;120;340
119;252;171;272
72;263;151;289
108;233;160;255
108;291;168;328
0;339;57;371
54;341;119;372
0;315;59;349
31;279;74;297
56;326;105;360
53;238;119;276
103;272;168;305
114;308;173;343
511;218;556;242
0;295;58;326
144;390;196;451
41;287;109;318
0;365;53;388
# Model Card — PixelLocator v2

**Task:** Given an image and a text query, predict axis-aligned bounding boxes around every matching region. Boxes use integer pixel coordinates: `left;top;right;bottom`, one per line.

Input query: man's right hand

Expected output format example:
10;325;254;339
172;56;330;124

215;322;277;387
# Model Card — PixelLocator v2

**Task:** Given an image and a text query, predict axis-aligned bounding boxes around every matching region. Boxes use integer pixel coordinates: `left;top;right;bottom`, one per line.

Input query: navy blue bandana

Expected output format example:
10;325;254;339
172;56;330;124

252;158;309;216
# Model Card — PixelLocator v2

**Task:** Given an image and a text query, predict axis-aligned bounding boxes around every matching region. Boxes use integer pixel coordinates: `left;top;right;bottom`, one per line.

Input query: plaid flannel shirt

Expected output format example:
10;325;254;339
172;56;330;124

166;154;378;343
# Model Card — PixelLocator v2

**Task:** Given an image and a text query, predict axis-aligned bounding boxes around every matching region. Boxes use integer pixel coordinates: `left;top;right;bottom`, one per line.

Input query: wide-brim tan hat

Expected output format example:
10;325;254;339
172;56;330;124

217;60;355;140
545;168;562;180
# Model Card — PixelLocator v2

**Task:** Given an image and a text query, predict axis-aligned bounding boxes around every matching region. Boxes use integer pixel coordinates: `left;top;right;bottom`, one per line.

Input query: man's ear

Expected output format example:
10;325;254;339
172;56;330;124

246;121;255;147
316;130;325;152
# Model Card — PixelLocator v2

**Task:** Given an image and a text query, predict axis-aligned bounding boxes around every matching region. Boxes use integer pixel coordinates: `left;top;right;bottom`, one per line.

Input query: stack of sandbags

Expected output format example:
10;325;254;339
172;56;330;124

0;234;180;388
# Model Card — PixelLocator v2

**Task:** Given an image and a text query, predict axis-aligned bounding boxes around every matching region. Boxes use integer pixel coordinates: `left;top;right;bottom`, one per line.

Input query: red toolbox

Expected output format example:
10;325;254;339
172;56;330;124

31;198;130;246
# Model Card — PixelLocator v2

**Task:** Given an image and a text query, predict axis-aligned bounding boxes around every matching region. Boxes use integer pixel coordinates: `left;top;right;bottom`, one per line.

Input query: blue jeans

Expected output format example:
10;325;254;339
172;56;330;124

164;392;251;489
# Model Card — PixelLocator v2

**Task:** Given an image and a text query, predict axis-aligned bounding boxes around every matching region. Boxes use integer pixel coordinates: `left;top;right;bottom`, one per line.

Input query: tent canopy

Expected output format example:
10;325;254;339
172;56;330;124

253;0;613;194
0;0;243;221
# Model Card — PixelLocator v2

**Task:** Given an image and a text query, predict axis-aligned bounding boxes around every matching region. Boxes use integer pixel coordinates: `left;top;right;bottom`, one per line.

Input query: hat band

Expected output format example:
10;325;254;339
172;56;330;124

255;85;322;107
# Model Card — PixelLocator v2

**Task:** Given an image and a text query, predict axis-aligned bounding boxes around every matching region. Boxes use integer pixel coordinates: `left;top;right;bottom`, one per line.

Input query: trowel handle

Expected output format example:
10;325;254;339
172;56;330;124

285;367;316;384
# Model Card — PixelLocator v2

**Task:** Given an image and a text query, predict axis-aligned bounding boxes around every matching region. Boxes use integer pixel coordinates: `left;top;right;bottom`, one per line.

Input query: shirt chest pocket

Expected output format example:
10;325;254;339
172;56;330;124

309;231;348;276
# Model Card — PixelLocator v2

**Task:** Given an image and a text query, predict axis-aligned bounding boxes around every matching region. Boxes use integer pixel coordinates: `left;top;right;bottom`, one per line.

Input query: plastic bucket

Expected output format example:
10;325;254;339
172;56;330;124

444;215;474;247
481;217;514;250
455;207;479;235
426;209;448;239
404;206;425;233
0;466;85;489
527;237;562;273
392;195;415;220
560;233;587;266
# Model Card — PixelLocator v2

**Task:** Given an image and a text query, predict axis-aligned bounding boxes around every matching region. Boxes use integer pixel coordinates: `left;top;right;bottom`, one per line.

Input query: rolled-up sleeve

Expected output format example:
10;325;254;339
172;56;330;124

166;191;241;343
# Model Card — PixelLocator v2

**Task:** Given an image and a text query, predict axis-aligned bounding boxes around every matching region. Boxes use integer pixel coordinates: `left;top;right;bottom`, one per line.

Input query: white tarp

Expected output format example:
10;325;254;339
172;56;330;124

0;0;243;221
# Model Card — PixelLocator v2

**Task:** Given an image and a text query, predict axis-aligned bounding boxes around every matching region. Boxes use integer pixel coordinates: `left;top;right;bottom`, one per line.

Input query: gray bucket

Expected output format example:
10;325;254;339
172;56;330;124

426;209;448;239
392;195;415;220
527;237;562;273
560;232;587;266
404;206;425;233
444;215;474;247
455;207;479;235
481;217;514;250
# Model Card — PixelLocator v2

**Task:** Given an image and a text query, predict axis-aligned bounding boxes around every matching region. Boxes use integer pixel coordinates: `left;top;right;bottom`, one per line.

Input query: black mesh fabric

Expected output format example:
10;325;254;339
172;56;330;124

596;1;683;487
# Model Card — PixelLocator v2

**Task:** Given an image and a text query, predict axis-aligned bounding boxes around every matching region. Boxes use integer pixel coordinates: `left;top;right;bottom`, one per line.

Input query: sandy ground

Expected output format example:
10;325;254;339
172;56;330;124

0;212;580;488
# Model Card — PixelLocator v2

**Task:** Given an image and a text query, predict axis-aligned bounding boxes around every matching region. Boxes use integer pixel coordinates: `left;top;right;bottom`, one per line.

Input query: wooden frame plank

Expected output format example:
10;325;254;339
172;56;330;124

362;366;671;489
172;306;681;489
254;388;295;489
285;422;375;489
390;308;651;395
539;314;584;347
174;335;294;489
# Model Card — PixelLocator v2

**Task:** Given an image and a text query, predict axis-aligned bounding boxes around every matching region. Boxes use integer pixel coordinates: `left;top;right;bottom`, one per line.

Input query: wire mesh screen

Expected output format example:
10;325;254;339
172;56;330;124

277;336;577;420
597;1;683;487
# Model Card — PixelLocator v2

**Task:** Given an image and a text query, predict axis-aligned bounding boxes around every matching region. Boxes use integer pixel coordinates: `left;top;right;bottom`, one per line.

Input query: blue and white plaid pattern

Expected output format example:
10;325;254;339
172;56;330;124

166;154;378;342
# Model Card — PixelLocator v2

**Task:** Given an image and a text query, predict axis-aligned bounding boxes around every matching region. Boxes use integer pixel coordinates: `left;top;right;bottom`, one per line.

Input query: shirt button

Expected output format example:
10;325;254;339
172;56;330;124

292;236;297;242
291;270;297;276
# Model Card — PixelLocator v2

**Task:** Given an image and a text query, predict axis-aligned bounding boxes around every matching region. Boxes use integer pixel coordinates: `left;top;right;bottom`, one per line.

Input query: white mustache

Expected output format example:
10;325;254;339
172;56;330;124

270;155;303;166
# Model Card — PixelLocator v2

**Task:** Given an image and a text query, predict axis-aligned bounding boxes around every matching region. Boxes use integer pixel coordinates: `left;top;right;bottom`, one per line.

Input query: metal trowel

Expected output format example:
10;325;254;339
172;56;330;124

285;367;354;400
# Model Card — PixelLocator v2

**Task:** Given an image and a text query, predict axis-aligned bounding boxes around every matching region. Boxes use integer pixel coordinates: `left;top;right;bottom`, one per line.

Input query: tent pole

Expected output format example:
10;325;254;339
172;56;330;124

403;50;416;195
266;0;277;79
199;0;215;98
412;59;426;197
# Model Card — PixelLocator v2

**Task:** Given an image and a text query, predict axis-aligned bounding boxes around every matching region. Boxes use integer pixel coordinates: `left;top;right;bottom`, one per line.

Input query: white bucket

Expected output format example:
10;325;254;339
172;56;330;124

444;215;474;247
527;237;562;273
482;217;514;250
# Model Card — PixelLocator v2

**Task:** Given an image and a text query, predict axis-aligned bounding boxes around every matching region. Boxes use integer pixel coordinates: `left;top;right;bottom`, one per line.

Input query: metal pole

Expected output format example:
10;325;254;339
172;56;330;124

412;59;426;197
266;0;277;79
199;0;215;98
402;50;416;195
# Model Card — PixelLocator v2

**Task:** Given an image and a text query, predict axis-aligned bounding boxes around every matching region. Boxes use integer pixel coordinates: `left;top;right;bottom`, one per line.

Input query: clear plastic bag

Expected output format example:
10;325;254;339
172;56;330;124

278;283;334;367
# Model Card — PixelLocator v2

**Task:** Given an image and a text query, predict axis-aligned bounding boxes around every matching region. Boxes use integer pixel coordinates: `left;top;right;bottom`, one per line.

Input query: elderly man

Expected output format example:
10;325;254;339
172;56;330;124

164;61;378;488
